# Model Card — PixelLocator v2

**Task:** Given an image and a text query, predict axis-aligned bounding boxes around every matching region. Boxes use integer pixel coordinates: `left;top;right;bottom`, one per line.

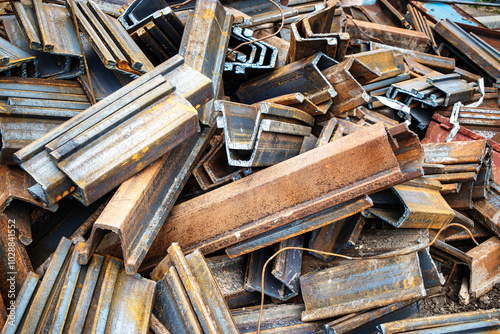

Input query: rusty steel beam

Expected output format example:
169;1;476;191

341;229;445;291
434;19;500;83
0;165;56;213
179;0;232;125
346;19;429;52
231;303;326;333
323;300;419;334
215;100;313;167
244;236;303;301
369;178;455;229
77;126;214;274
145;123;423;268
287;3;348;63
423;113;500;184
378;309;500;334
322;57;370;116
153;243;238;334
70;0;154;75
206;255;259;309
308;212;367;261
466;236;500;298
192;133;255;191
346;49;404;84
14;55;212;206
10;237;156;334
470;185;500;237
263;93;324;116
226;196;372;258
12;0;84;79
300;247;426;321
224;26;278;82
372;43;455;72
237;52;338;105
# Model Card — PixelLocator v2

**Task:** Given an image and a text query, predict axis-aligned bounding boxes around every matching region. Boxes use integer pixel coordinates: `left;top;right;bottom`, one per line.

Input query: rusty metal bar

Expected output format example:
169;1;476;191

378;309;500;334
162;243;238;334
288;3;347;63
346;49;404;84
308;212;367;260
346;19;429;52
19;237;72;334
323;299;418;334
179;0;233;125
369;178;455;229
154;264;204;334
470;185;500;237
244;237;303;301
15;55;212;206
226;195;372;258
237;52;338;105
466;236;500;298
206;255;259;309
1;272;39;334
215;100;313;167
12;0;84;79
77;127;213;274
146;123;422;266
150;314;172;334
434;19;500;83
300;248;426;321
322;57;370;116
231;303;325;333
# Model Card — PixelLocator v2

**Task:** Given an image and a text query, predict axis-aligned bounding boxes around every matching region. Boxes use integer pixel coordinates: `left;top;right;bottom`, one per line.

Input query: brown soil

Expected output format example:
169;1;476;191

420;281;500;317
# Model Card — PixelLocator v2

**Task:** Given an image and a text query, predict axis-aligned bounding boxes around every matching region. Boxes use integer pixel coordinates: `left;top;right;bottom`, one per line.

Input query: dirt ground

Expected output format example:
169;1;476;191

420;274;500;316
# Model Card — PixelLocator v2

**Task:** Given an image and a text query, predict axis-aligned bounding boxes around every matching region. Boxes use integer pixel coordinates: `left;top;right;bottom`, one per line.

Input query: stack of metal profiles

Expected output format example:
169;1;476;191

5;237;156;334
224;26;278;82
0;77;90;165
10;0;84;79
119;0;184;65
422;140;493;210
387;72;475;108
13;55;212;208
70;0;154;76
215;100;314;167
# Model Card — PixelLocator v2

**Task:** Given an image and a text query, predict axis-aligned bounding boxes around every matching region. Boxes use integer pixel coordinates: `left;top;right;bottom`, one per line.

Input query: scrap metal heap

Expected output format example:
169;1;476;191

1;0;500;333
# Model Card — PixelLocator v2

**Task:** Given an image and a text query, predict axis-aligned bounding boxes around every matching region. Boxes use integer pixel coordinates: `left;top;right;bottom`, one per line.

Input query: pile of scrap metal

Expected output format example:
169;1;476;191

2;0;500;333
